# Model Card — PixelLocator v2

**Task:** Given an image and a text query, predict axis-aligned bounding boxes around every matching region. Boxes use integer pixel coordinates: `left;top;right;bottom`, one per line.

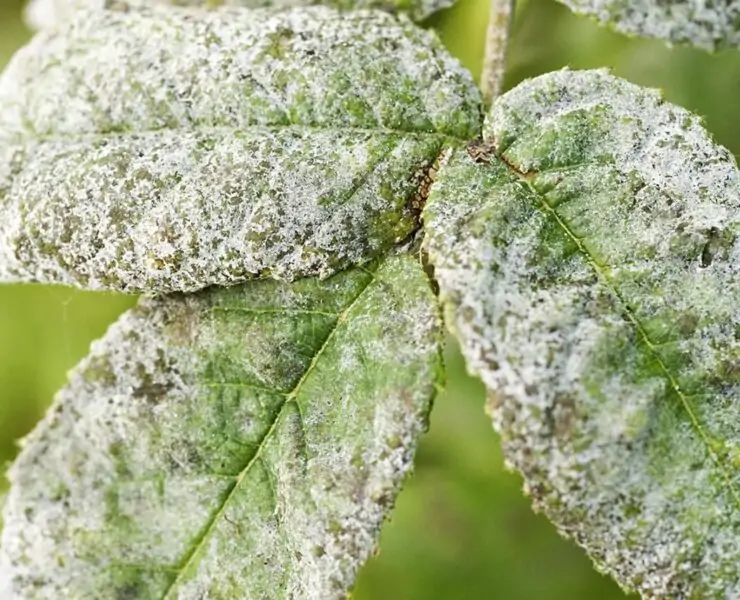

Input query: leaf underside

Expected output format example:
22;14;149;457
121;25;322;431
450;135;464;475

424;69;740;599
0;254;442;600
556;0;740;50
0;6;481;294
24;0;455;31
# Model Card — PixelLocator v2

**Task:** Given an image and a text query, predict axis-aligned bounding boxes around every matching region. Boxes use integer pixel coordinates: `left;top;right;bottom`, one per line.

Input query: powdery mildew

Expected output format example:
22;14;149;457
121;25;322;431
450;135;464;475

425;69;740;598
0;254;442;599
0;6;481;293
23;0;456;31
556;0;739;50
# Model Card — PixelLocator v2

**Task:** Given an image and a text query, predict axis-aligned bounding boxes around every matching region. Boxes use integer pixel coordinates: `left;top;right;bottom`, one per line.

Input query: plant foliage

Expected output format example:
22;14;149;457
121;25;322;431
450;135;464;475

425;69;740;599
1;1;739;599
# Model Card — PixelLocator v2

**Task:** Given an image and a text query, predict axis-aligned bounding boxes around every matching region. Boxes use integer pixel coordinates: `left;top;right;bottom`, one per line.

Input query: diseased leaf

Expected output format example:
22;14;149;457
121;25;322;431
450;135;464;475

0;254;442;599
0;6;480;294
555;0;740;50
424;69;740;598
24;0;456;32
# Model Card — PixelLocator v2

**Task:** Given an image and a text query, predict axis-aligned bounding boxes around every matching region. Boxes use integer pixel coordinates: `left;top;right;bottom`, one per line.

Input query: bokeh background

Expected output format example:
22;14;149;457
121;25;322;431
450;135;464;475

0;0;738;597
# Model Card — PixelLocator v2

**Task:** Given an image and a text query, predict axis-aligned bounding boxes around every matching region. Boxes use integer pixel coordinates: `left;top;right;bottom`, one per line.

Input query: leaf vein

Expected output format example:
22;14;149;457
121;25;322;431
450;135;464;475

499;154;740;510
13;124;467;144
159;267;379;598
202;380;288;395
209;307;339;318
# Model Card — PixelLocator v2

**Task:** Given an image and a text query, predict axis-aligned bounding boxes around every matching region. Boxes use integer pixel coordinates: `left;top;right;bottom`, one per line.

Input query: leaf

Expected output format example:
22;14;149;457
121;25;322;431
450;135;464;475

423;68;740;598
0;6;480;294
555;0;740;50
24;0;456;32
0;253;442;599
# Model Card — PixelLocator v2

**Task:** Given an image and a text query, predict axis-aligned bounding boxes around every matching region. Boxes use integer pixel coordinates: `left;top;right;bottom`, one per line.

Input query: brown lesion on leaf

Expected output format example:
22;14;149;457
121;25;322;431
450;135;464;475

408;156;442;218
471;138;539;181
411;149;448;294
466;139;496;164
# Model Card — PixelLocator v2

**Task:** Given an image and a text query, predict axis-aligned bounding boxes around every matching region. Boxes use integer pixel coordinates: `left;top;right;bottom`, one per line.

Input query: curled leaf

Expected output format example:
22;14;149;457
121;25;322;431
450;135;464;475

24;0;457;31
424;69;740;598
0;254;442;599
555;0;740;50
0;7;480;293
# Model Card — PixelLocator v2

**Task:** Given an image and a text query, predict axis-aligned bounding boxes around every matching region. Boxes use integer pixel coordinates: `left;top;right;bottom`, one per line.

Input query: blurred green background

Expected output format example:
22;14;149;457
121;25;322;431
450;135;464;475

0;0;738;597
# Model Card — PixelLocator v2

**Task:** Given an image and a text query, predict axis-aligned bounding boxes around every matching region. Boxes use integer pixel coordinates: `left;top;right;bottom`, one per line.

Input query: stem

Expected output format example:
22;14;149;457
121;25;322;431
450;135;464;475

481;0;515;108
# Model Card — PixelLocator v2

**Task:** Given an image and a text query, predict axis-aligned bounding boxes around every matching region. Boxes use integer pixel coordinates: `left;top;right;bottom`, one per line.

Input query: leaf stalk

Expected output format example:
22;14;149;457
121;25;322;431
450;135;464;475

481;0;515;107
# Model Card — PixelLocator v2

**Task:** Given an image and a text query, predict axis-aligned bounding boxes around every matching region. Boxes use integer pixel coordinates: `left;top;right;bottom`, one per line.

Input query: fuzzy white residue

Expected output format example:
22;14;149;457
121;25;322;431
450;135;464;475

0;6;481;293
23;0;458;31
425;69;740;598
556;0;739;50
0;255;442;599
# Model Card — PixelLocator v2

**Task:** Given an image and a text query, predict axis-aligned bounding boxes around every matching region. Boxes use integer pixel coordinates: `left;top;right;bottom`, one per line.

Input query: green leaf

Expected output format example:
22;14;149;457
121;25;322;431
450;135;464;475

555;0;739;50
0;6;480;294
424;69;740;598
0;253;442;599
24;0;457;31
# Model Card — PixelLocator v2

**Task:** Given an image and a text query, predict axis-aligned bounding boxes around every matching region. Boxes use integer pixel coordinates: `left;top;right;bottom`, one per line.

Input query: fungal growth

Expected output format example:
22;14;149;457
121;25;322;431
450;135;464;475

0;6;480;293
0;255;442;599
555;0;740;50
424;69;740;598
23;0;458;31
2;0;739;593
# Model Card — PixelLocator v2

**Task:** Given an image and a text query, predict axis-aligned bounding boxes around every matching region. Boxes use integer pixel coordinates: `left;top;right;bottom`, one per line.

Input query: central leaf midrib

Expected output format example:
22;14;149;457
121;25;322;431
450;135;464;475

496;152;740;509
159;267;380;599
16;123;470;145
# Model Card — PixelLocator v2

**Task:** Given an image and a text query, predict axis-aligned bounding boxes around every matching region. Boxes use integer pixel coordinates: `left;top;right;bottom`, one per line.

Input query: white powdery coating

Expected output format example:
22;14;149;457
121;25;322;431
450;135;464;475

1;130;441;292
23;0;456;31
426;69;740;598
0;7;480;138
487;68;739;202
488;68;740;404
0;254;442;599
556;0;740;50
0;6;481;293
